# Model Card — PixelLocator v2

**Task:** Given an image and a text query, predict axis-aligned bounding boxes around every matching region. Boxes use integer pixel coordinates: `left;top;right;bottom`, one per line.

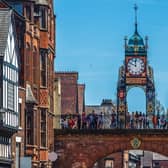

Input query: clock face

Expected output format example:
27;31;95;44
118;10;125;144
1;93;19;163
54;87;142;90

127;58;145;75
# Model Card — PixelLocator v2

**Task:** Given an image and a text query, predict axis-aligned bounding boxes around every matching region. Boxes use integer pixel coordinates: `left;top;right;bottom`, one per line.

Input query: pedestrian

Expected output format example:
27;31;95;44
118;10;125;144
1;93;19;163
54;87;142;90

60;117;64;129
146;115;150;129
130;112;134;129
68;115;75;129
77;114;81;129
111;112;116;128
63;118;68;129
135;111;139;129
82;112;87;129
97;112;103;129
152;114;157;129
142;113;146;129
139;112;143;129
160;115;166;129
126;112;130;128
166;115;168;129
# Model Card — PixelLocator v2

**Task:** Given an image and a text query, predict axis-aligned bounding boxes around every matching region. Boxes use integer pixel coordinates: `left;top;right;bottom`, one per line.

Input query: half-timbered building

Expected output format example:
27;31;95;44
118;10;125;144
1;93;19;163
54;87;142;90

0;8;19;167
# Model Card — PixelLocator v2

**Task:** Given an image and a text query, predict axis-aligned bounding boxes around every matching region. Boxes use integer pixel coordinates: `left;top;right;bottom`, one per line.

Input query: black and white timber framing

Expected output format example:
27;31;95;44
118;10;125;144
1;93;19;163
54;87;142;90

0;8;19;163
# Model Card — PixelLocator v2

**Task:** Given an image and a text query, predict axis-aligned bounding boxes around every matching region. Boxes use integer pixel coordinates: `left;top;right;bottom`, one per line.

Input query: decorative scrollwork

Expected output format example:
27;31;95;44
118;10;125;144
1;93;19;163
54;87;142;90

147;103;153;113
131;137;141;149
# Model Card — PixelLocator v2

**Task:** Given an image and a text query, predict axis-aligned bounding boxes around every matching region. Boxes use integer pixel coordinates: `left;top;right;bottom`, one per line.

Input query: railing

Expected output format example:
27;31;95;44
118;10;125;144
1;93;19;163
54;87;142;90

55;129;168;136
54;113;168;130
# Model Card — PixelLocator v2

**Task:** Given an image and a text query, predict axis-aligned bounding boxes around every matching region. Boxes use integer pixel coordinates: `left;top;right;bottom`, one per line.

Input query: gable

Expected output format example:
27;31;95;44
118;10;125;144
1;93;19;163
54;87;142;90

3;10;18;68
0;1;9;8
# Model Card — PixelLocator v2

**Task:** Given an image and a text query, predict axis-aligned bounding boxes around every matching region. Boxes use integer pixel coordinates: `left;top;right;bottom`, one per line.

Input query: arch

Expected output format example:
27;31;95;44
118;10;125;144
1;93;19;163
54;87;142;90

127;86;146;113
91;150;168;168
54;131;168;168
88;142;168;168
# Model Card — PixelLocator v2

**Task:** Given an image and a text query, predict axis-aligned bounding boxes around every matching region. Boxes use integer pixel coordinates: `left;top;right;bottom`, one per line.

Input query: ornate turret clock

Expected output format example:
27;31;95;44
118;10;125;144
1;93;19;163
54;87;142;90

117;5;155;128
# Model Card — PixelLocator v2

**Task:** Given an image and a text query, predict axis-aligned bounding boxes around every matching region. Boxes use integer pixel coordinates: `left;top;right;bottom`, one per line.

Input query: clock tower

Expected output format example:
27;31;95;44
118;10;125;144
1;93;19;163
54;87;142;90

117;5;155;128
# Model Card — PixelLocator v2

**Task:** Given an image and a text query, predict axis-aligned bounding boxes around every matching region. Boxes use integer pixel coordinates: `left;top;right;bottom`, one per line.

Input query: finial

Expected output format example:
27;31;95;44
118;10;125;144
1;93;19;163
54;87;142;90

134;4;138;33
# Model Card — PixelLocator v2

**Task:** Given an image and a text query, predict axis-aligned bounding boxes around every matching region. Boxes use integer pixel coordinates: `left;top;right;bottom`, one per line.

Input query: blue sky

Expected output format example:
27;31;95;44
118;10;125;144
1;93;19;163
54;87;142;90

54;0;168;112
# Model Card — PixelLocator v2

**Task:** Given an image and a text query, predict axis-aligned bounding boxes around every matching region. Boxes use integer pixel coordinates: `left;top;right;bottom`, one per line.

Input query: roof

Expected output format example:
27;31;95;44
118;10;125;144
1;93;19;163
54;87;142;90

125;26;147;55
128;31;144;46
26;84;37;104
0;8;11;57
101;99;114;106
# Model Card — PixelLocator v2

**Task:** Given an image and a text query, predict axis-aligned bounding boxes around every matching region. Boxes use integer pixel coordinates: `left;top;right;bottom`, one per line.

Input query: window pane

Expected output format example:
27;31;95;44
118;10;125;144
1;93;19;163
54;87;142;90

8;83;14;110
40;7;47;29
41;109;46;147
26;5;31;21
26;109;33;145
40;51;47;87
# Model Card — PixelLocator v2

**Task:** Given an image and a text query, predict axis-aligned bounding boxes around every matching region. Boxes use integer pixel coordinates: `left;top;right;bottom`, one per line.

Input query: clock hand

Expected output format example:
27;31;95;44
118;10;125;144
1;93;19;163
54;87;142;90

130;62;136;66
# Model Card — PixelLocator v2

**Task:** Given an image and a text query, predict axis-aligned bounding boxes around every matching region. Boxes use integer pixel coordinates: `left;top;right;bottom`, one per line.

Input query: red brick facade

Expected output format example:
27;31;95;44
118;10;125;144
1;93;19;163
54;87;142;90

0;0;55;167
78;84;85;115
55;72;79;115
54;130;168;168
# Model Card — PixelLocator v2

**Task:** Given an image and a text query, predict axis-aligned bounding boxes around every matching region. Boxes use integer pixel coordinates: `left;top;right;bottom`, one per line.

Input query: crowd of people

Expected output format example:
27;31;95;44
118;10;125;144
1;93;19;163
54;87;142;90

60;111;116;129
125;111;167;129
59;111;168;130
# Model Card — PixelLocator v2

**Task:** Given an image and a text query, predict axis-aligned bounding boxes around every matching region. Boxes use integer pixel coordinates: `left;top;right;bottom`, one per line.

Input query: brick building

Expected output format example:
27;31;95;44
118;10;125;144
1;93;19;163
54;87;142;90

85;99;116;115
0;0;55;167
77;84;85;115
54;72;85;129
53;77;61;129
54;72;85;116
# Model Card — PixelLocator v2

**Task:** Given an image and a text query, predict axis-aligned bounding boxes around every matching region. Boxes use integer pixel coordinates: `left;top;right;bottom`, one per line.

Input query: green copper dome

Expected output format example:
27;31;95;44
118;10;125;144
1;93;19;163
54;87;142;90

128;30;144;46
125;25;147;56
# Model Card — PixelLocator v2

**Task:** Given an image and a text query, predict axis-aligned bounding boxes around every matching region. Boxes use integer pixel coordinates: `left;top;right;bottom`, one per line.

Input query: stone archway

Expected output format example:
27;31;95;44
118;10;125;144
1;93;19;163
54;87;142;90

54;130;168;168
